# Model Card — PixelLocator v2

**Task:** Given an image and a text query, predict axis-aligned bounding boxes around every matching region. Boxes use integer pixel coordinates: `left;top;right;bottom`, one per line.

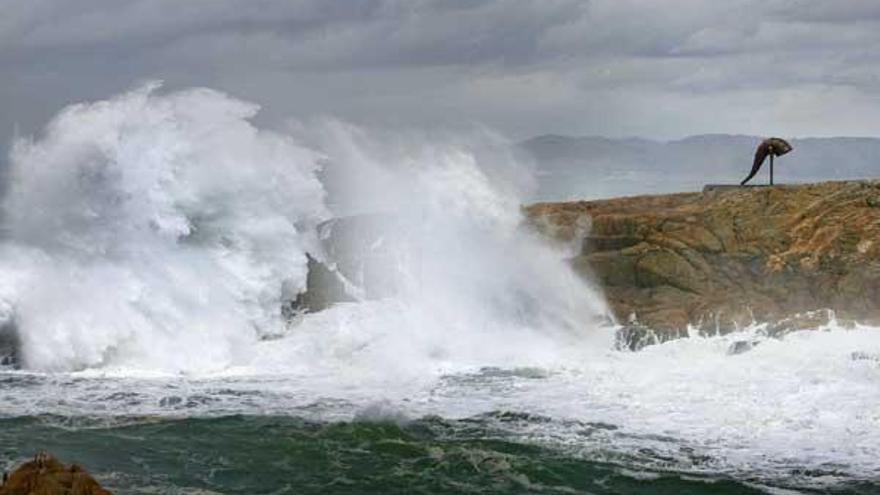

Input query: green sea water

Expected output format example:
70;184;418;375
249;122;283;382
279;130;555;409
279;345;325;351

1;415;876;495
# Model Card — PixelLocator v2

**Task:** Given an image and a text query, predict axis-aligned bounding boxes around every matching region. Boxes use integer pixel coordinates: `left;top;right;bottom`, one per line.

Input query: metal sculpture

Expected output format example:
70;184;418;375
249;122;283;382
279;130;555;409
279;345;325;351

741;137;793;186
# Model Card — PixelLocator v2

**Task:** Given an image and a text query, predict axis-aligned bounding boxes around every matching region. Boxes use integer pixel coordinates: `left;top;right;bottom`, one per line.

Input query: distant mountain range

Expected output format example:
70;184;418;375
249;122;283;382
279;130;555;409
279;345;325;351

519;134;880;202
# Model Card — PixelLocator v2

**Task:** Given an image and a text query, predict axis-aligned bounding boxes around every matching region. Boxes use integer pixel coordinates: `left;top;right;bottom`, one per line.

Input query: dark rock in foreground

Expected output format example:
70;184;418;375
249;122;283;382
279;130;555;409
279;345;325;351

527;180;880;343
0;452;111;495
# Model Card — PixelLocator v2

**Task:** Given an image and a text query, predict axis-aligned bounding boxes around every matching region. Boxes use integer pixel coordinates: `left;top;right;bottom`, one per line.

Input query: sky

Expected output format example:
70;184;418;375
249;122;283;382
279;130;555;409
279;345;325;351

3;0;880;144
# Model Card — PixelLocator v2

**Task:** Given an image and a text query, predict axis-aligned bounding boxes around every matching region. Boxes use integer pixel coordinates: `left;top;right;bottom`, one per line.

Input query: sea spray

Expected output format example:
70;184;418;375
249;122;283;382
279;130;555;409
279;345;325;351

0;83;327;372
258;120;613;380
0;86;611;375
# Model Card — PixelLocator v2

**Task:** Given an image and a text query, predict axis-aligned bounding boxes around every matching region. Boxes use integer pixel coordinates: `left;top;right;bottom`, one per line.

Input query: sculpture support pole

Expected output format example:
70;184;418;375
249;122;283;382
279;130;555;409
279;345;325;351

770;154;774;185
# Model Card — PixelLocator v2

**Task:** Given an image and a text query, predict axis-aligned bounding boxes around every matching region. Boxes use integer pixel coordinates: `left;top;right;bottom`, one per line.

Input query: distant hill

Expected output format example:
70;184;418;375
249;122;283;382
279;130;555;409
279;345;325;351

519;134;880;201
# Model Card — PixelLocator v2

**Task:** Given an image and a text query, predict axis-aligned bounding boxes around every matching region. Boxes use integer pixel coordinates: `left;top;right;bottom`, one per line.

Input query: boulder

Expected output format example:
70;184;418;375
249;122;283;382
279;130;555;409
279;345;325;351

0;452;111;495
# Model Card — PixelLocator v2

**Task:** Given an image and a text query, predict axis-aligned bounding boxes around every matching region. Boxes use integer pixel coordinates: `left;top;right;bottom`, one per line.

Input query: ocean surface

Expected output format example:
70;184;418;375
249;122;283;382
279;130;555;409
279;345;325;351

1;85;878;494
0;414;870;495
2;323;879;494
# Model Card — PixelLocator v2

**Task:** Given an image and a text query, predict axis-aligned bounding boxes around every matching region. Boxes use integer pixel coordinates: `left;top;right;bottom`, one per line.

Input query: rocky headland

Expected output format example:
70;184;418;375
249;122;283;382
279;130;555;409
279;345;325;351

527;180;880;346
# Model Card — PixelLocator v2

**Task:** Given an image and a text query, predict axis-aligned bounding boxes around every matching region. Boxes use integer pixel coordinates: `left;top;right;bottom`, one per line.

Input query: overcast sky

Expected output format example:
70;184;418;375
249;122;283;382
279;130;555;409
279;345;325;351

3;0;880;144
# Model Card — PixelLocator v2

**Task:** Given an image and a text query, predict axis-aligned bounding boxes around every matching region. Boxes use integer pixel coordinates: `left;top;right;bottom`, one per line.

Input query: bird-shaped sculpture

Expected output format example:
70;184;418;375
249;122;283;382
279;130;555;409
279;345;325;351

741;137;793;186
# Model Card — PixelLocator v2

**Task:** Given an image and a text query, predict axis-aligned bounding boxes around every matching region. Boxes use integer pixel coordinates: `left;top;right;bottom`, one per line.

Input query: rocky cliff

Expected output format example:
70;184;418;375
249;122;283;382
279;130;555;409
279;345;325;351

526;180;880;346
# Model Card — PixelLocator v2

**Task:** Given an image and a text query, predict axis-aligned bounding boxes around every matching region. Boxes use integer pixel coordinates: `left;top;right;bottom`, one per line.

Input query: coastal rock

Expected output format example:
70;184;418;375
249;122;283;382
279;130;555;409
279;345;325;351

0;452;111;495
527;180;880;344
285;214;413;316
284;253;356;316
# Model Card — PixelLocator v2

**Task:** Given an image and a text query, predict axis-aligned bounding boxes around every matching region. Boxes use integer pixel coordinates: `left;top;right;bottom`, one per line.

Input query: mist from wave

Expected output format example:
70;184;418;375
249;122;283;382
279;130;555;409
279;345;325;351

0;83;610;378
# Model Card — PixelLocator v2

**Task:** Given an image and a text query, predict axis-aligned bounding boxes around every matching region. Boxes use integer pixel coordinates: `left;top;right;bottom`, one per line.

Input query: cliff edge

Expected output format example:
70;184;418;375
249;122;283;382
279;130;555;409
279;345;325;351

526;180;880;345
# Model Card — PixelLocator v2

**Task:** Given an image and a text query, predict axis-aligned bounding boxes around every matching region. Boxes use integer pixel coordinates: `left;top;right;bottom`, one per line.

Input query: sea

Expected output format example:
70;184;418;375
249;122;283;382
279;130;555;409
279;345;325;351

0;84;877;494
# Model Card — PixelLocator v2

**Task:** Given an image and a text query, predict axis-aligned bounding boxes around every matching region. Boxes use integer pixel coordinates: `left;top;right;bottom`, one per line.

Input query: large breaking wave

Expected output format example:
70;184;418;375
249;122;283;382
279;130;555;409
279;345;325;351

0;83;607;374
0;83;328;372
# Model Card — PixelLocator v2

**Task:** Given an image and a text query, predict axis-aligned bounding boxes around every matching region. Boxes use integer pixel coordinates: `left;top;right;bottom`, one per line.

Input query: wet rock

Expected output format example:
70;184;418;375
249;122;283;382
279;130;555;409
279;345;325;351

287;214;416;312
615;318;687;351
284;253;356;316
0;452;111;495
850;351;880;363
727;340;760;355
762;309;842;338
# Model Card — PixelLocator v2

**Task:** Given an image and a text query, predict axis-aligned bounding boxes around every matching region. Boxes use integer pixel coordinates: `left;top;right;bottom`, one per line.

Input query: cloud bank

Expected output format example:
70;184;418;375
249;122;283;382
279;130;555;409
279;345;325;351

4;0;880;142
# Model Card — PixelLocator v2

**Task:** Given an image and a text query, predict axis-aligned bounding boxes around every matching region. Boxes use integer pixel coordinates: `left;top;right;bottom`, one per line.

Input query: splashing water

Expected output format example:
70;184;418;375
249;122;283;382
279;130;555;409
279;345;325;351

0;83;328;372
0;86;878;493
0;84;609;376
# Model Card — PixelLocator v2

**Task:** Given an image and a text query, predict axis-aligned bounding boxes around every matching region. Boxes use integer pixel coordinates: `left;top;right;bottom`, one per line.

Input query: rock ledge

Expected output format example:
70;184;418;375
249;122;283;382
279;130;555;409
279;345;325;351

526;180;880;344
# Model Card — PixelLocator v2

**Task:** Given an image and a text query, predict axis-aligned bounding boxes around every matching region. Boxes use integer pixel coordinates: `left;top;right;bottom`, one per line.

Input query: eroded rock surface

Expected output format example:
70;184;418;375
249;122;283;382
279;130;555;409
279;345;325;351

0;452;111;495
526;180;880;342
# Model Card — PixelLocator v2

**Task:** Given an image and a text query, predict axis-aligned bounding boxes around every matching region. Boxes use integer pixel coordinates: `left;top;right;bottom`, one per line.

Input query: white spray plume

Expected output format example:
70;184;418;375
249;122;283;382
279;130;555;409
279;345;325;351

0;86;610;375
270;120;612;378
0;82;327;372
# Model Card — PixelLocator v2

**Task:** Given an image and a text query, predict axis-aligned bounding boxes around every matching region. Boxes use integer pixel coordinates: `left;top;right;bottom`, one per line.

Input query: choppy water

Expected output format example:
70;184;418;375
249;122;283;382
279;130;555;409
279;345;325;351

6;414;865;495
2;325;879;494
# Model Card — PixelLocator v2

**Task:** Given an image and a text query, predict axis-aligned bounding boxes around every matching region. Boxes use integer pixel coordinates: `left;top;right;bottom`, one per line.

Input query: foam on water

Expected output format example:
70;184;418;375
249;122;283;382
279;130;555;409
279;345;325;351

0;86;878;489
1;323;878;486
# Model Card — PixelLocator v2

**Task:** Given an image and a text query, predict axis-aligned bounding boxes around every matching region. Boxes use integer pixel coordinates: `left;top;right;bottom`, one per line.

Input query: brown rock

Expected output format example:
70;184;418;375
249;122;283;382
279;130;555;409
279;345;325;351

526;180;880;347
0;452;111;495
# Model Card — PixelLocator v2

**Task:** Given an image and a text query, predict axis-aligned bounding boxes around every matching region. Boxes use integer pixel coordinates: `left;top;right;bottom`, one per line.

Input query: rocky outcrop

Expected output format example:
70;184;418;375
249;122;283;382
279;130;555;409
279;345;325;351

284;253;356;316
0;452;111;495
526;180;880;345
286;214;411;316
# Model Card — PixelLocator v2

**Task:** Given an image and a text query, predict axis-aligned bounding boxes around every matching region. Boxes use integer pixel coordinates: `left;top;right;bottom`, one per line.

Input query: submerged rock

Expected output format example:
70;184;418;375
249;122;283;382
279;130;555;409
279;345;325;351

727;340;761;355
527;180;880;346
284;253;356;316
286;214;414;314
0;452;111;495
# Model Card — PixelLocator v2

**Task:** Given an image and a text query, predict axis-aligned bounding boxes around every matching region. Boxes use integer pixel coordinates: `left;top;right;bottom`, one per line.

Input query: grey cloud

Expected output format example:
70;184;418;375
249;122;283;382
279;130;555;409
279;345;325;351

4;0;581;69
767;1;880;24
3;0;880;143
